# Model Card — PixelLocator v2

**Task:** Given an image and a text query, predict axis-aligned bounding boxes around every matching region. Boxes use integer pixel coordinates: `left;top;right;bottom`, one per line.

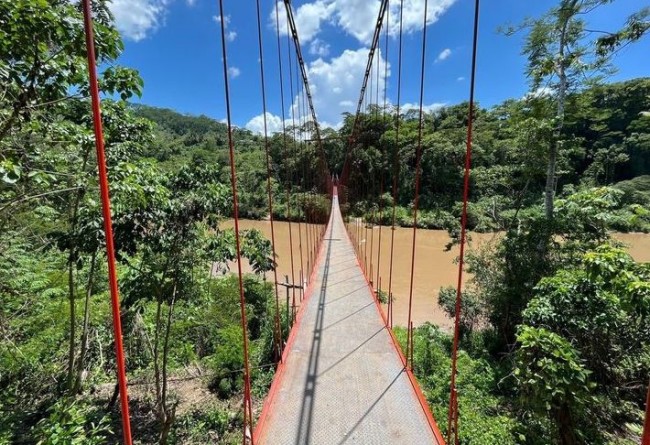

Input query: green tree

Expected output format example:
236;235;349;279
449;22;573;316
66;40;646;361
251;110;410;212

518;244;650;443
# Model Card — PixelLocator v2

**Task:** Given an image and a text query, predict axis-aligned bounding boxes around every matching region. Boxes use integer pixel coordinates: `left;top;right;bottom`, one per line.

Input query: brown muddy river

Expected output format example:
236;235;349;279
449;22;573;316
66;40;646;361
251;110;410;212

222;220;650;329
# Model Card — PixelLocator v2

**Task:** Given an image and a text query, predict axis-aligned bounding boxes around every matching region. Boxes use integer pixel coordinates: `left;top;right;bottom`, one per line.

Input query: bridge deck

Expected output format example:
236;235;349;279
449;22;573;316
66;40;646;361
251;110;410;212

255;193;442;445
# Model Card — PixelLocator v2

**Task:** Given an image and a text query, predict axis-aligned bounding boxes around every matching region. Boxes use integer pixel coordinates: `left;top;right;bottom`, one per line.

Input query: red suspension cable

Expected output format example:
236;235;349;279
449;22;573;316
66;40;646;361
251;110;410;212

387;0;405;329
81;2;133;443
448;0;481;443
405;0;429;371
255;0;283;363
216;3;254;443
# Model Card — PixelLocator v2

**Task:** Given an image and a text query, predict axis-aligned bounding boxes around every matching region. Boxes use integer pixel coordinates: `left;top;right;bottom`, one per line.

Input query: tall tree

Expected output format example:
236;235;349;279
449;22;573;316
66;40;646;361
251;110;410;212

515;0;611;219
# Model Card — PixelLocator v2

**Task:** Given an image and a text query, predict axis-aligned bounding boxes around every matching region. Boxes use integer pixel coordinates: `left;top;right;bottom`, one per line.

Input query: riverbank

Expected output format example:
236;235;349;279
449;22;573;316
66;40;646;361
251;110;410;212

221;219;650;328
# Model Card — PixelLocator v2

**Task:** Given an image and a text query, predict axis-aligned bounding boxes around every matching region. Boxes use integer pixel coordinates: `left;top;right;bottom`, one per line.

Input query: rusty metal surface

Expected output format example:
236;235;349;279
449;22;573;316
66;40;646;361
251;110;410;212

258;196;439;445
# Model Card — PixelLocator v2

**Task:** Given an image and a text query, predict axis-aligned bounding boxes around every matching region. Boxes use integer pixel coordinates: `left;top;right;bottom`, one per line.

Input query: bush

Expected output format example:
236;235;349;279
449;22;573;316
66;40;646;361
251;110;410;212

173;404;233;443
207;325;245;398
32;398;111;445
394;324;521;444
614;175;650;206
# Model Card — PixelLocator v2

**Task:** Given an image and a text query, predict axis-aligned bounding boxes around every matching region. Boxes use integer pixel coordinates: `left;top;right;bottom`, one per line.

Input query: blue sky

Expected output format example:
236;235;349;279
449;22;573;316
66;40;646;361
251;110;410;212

110;0;649;131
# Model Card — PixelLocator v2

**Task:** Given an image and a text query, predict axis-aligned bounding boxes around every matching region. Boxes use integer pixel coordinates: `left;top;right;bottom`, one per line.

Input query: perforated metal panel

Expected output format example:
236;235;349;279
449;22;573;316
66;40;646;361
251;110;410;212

258;196;441;445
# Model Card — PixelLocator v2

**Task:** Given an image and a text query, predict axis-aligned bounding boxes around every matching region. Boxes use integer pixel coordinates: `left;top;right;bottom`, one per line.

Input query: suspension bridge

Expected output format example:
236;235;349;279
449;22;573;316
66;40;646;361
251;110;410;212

77;0;650;444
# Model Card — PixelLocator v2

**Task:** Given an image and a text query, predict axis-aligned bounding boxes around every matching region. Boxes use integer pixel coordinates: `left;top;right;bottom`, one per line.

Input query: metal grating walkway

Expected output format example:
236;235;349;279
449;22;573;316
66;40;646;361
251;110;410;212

255;193;442;445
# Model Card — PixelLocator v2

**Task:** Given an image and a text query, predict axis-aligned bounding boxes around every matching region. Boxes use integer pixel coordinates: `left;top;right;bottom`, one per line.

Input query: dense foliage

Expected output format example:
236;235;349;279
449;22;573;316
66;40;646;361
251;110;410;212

1;0;649;444
338;77;650;234
0;1;292;443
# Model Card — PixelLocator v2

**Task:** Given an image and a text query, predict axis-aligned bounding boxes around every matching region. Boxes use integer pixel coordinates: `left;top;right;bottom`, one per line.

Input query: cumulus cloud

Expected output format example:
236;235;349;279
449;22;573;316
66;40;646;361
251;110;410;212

401;102;446;114
388;0;457;37
245;112;286;134
272;0;457;45
305;48;389;127
524;86;554;100
213;15;231;26
109;0;170;41
436;48;452;62
330;0;383;44
272;0;334;43
212;15;237;42
309;39;330;57
244;48;388;129
228;67;241;79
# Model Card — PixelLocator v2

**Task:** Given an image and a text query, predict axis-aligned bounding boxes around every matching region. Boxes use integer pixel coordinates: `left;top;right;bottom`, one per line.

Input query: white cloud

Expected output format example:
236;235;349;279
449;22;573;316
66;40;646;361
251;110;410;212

228;67;241;79
309;39;330;57
524;86;554;100
272;0;457;45
213;15;237;42
436;48;452;62
401;102;446;114
245;112;285;134
272;0;334;43
457;76;465;81
186;0;196;5
330;0;383;44
332;0;458;44
304;48;389;127
109;0;170;41
213;15;231;26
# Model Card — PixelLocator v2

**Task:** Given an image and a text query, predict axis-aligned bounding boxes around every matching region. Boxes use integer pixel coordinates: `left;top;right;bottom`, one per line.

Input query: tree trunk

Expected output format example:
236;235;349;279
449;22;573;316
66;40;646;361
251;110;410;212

545;1;574;220
553;404;579;445
66;259;77;391
74;250;97;393
159;285;177;445
153;299;163;421
65;145;92;392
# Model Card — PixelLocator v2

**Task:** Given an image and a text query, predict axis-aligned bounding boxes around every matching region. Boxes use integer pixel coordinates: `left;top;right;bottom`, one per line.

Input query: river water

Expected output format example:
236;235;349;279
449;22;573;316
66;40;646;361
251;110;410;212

221;219;650;329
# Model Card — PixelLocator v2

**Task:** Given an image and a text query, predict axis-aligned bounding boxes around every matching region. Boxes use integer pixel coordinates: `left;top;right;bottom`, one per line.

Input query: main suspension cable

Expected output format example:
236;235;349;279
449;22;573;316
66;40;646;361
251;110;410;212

282;0;328;175
340;0;389;185
447;0;481;443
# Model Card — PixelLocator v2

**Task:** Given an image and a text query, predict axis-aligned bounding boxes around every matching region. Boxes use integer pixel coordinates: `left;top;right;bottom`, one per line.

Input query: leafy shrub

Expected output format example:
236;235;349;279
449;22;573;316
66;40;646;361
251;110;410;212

437;286;482;337
207;325;244;398
32;399;111;445
173;404;232;443
394;324;520;444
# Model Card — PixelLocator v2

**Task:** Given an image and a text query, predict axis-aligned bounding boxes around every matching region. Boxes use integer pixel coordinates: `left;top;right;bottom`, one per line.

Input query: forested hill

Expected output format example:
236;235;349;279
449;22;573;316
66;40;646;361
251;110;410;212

131;104;263;166
134;77;650;185
131;104;229;138
130;78;650;231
